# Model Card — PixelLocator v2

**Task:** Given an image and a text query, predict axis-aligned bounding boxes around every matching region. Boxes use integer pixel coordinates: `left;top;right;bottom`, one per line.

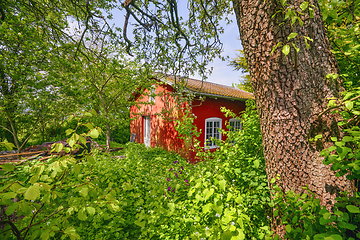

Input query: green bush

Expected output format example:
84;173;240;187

1;100;273;239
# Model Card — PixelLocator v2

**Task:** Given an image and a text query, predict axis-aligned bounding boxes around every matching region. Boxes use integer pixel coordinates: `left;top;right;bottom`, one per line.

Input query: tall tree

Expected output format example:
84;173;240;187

70;46;144;152
0;0;117;152
229;50;253;92
232;0;353;196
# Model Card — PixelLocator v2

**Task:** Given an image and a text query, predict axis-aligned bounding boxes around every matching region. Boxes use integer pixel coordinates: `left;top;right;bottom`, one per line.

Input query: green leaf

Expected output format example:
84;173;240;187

283;45;290;56
285;9;292;20
89;128;99;138
325;235;343;240
90;109;97;116
19;201;30;214
109;203;120;212
30;174;39;184
41;230;50;240
84;112;92;117
219;179;226;191
309;7;314;18
345;223;357;230
253;159;260;168
202;203;211;213
87;155;95;164
292;215;298;224
78;135;86;145
64;227;80;239
203;188;214;201
345;101;353;110
10;183;22;192
134;219;146;228
5;202;18;215
24;185;40;200
271;42;282;55
288;32;298;40
329;9;338;20
1;163;14;172
292;43;300;53
168;202;175;212
235;195;242;204
78;209;87;221
52;143;64;153
2;141;15;150
84;123;94;130
79;187;88;197
68;137;76;148
343;136;353;142
65;129;74;136
300;1;309;10
285;225;292;233
2;192;17;199
31;230;40;240
274;210;279;217
346;205;360;213
86;207;95;215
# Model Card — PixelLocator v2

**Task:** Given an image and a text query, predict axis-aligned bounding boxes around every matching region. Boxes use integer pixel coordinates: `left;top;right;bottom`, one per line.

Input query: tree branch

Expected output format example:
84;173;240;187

74;0;91;59
123;11;133;56
0;0;5;21
332;40;360;73
0;220;22;240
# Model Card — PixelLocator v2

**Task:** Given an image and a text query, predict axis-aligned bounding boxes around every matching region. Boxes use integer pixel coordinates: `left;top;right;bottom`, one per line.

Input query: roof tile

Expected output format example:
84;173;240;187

164;76;254;100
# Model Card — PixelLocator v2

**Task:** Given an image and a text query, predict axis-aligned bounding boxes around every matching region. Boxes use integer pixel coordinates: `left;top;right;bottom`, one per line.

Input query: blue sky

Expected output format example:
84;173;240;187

110;5;244;87
192;13;244;87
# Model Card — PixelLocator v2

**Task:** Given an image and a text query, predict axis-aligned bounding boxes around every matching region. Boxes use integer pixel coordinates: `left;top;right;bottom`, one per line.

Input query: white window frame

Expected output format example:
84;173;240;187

229;118;242;131
205;117;222;149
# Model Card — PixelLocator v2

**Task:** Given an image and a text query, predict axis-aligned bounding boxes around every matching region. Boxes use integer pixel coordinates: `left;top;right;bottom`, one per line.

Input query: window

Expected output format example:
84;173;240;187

228;118;242;144
229;118;242;131
205;117;222;149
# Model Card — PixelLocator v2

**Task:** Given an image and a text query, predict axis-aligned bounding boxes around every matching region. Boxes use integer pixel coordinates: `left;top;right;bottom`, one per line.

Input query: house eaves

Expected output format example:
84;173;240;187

161;75;254;101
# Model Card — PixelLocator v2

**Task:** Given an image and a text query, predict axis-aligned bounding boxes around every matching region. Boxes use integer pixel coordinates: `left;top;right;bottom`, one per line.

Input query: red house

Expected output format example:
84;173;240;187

130;76;254;162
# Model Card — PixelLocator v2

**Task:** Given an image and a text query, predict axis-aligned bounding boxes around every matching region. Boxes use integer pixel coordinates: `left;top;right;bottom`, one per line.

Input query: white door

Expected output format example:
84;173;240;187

144;116;151;147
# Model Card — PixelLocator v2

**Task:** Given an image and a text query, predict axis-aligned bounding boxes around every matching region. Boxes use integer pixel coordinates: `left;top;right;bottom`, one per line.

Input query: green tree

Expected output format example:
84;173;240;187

70;44;144;152
229;50;253;93
319;0;360;89
0;0;117;152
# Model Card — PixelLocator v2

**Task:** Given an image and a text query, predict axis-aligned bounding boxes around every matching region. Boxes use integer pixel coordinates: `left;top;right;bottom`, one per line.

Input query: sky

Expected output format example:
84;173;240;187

110;4;244;87
192;14;245;87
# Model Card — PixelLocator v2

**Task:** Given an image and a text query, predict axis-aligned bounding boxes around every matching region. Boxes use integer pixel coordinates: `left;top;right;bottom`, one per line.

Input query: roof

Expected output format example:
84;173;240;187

162;75;254;100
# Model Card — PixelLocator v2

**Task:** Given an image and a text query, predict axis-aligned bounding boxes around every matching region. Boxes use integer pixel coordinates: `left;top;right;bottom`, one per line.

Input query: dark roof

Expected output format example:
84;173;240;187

163;76;254;100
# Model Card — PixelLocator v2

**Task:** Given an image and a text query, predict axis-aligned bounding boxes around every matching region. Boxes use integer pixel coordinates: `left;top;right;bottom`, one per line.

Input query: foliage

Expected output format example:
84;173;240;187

319;0;360;89
229;50;253;93
0;0;117;152
1;100;273;239
0;110;102;240
120;0;233;79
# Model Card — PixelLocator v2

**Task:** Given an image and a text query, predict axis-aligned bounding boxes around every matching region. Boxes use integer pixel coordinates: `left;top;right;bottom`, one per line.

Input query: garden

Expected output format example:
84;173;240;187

2;98;360;239
1;0;360;239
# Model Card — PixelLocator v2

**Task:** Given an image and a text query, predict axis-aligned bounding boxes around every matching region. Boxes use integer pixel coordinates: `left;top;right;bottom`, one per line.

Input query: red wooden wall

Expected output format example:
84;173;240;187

130;84;247;162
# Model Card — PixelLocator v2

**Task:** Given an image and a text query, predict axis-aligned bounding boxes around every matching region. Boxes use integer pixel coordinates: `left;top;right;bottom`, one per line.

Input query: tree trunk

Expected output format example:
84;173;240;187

106;122;111;153
232;0;353;235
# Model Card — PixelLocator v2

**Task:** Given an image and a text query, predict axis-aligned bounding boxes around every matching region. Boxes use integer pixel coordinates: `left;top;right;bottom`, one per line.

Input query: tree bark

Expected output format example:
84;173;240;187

232;0;353;234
